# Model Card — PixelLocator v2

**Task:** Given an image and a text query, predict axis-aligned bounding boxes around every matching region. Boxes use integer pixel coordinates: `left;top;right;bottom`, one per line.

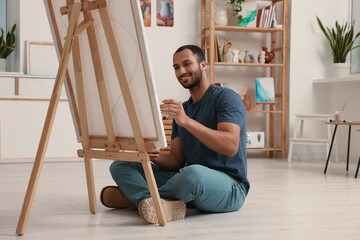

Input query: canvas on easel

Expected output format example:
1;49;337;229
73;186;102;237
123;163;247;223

16;0;168;235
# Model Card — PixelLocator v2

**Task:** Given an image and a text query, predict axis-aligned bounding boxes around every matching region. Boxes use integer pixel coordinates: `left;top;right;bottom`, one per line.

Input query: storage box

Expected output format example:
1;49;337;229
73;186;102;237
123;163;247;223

247;132;265;148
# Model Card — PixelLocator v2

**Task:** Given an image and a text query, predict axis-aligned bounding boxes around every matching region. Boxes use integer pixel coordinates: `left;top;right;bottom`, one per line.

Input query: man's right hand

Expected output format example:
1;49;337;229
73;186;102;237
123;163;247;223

148;150;160;162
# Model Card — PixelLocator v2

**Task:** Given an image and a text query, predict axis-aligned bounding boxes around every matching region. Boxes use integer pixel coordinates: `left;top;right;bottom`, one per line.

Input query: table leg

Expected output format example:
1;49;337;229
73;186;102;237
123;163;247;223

324;124;338;174
346;125;351;171
355;156;360;178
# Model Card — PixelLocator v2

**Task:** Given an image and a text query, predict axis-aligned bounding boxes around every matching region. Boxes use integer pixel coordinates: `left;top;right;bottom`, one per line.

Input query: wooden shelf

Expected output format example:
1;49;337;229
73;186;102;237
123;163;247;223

214;62;283;67
313;75;360;84
213;26;283;33
247;147;282;152
201;0;288;158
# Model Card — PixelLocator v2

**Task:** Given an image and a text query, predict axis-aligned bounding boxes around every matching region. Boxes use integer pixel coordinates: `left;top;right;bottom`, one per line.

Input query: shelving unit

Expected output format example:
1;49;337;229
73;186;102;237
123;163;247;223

200;0;288;158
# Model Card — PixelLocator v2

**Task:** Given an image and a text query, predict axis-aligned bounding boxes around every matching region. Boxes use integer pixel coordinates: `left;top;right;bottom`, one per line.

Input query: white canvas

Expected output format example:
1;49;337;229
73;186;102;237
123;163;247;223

44;0;166;148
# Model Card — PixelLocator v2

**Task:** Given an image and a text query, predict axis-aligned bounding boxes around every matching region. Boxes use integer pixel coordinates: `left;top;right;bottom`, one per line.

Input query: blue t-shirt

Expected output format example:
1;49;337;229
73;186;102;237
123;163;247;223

172;84;250;195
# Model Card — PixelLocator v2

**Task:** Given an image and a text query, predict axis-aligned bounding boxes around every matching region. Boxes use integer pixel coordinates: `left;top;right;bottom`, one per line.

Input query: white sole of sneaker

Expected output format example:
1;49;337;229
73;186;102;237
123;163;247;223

139;198;186;224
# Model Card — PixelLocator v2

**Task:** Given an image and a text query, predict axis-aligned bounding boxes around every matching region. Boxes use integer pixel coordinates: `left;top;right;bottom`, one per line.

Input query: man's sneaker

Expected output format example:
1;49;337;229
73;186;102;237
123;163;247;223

100;186;137;210
138;197;186;224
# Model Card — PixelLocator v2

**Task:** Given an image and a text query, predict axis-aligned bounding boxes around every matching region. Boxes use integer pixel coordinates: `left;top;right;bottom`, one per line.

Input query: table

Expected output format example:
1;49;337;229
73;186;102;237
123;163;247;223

324;121;360;178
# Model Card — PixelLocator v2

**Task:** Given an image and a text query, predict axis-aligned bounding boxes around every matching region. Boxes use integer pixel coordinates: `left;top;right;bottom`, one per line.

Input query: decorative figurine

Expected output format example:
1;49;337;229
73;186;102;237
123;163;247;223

232;50;240;63
258;51;266;64
222;39;232;63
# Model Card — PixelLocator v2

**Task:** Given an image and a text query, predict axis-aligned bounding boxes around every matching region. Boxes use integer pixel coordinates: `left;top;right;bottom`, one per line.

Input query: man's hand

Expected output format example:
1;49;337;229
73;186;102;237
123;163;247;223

160;99;188;127
148;150;160;162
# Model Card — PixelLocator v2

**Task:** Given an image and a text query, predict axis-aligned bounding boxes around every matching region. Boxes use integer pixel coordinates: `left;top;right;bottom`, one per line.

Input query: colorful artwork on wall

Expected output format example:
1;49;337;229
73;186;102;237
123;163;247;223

255;77;275;102
140;0;151;27
157;0;174;27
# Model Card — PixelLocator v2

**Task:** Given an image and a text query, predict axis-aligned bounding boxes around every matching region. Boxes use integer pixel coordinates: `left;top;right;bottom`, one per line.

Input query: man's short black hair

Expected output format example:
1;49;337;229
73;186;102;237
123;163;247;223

174;45;206;64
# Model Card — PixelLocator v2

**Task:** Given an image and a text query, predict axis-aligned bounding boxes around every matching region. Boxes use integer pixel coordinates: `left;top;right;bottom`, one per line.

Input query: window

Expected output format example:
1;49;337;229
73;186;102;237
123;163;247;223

351;0;360;74
0;0;6;32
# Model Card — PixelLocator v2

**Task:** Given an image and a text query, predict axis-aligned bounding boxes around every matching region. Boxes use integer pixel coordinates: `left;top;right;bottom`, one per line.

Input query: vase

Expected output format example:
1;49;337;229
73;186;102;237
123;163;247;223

0;58;6;72
332;63;350;78
160;1;173;19
262;47;275;63
215;10;228;26
243;50;251;63
258;51;265;64
243;94;251;111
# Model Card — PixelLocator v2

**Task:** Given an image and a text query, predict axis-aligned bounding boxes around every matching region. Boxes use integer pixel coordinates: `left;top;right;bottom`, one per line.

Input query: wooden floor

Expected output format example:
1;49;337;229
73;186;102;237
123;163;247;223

0;158;359;239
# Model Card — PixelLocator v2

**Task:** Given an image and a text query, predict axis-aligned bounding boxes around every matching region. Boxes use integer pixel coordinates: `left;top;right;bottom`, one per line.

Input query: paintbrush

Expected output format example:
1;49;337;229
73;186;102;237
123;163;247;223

341;102;346;114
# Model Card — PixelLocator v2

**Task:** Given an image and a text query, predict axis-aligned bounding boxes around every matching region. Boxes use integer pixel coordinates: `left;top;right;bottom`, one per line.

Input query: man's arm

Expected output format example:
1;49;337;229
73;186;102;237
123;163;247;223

150;136;185;171
160;99;240;157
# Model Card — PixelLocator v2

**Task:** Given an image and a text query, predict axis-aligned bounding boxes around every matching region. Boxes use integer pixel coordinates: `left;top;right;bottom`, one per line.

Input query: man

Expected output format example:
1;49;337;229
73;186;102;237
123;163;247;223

101;45;249;224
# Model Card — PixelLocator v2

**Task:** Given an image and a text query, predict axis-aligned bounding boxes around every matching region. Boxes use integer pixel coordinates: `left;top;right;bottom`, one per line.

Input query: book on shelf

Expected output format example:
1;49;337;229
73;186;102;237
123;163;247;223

216;35;223;62
214;82;228;88
256;4;275;28
204;34;220;63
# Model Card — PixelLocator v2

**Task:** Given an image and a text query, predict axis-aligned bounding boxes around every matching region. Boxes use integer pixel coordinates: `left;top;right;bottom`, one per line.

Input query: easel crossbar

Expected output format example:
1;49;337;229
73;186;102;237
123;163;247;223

78;149;148;162
60;0;106;15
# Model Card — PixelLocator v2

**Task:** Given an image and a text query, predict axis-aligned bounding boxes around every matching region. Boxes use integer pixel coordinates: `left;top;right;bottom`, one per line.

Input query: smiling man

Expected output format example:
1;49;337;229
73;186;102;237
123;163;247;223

101;45;249;224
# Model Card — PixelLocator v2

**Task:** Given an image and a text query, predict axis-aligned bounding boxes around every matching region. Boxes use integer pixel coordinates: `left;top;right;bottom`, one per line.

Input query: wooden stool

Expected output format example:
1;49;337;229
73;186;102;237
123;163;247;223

288;114;338;162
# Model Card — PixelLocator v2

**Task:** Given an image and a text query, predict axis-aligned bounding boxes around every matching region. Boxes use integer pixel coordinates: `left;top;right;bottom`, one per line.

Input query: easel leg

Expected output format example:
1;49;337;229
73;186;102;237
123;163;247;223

141;160;166;226
84;158;97;213
15;3;83;235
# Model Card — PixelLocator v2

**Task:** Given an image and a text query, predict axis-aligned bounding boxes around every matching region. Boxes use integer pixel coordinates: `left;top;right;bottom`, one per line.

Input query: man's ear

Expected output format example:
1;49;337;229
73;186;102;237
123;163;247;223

200;60;206;70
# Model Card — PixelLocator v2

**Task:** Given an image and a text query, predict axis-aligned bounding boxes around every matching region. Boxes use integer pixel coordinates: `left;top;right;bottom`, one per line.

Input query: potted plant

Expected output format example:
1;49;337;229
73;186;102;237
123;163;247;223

316;17;360;77
0;24;16;72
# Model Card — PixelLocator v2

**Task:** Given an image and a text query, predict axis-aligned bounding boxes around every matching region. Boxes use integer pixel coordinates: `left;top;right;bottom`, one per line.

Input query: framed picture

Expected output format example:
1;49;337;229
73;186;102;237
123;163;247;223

255;77;275;102
140;0;151;27
237;2;257;27
26;41;58;76
157;0;174;27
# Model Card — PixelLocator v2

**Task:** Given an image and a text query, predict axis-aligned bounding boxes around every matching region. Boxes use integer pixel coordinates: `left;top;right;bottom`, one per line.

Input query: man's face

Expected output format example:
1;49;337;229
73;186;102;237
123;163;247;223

173;49;203;89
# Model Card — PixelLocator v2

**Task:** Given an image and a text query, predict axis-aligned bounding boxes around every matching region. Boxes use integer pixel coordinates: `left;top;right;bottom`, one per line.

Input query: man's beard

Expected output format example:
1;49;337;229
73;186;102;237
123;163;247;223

181;67;202;89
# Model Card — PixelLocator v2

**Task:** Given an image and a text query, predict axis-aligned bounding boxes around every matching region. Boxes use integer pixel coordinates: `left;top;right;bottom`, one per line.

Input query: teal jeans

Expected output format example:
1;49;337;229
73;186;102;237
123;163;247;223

110;161;246;212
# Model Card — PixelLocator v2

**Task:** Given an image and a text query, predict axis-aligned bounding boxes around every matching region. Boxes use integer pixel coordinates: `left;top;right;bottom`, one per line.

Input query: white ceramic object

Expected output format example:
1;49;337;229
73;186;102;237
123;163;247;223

0;58;6;72
258;51;265;64
332;63;350;78
232;50;240;63
215;10;228;26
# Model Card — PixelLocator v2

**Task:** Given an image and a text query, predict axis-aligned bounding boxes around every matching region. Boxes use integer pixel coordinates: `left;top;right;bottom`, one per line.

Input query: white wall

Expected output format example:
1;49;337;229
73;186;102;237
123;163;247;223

289;0;360;162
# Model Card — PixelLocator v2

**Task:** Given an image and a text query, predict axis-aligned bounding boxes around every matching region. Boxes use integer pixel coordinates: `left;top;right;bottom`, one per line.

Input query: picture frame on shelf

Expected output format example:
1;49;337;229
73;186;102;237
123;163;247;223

237;2;257;27
255;77;275;102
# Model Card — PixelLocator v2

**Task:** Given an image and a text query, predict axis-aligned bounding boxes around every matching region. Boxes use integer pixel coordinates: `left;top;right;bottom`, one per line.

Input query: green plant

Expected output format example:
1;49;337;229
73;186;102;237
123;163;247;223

0;24;16;59
316;16;360;63
225;0;246;22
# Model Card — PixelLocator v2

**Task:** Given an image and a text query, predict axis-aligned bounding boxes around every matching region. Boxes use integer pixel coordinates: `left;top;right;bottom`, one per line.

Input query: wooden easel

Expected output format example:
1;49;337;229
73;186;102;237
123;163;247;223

16;0;166;235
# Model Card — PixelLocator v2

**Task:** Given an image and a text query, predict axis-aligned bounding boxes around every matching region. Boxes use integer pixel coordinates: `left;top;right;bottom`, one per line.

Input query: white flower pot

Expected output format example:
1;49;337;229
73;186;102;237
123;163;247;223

332;63;350;78
0;58;6;72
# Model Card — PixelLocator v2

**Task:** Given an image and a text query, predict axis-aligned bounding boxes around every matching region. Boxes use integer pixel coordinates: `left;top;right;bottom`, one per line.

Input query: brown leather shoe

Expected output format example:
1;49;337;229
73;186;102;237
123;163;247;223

100;186;137;210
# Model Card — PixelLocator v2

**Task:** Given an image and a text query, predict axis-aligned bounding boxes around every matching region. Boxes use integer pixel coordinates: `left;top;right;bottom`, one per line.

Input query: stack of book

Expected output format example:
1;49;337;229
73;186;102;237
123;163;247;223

256;5;275;28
